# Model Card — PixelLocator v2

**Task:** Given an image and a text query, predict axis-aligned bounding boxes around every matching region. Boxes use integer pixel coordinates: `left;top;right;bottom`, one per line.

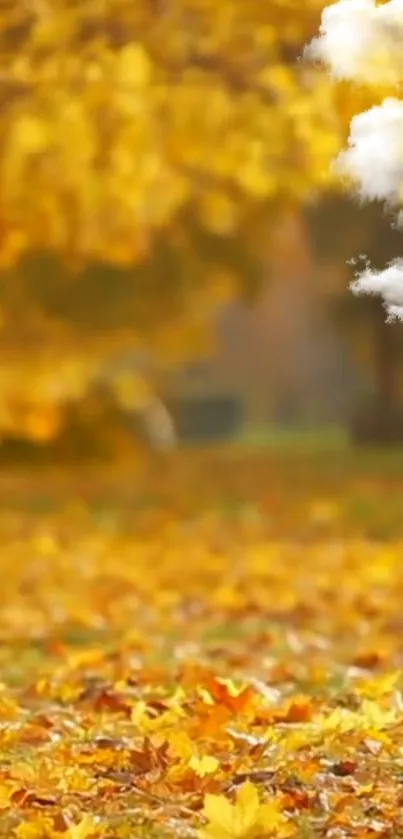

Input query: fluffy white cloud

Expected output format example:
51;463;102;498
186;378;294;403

305;0;403;324
351;259;403;321
304;0;403;85
333;98;403;208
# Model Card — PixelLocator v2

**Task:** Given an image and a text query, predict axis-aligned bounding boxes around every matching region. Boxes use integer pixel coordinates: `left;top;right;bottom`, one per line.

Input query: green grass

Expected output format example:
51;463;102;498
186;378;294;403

228;423;403;473
235;423;349;451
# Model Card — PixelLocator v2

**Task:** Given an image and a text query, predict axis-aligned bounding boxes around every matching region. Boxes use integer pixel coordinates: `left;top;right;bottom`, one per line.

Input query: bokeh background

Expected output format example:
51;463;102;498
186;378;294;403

0;0;401;463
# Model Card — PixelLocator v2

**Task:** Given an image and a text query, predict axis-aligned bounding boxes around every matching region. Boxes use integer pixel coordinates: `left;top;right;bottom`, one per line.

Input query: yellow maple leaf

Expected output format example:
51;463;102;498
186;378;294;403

201;781;291;839
168;731;196;761
132;700;184;732
16;814;102;839
361;699;397;729
65;815;101;839
316;700;397;736
189;755;219;777
355;670;401;699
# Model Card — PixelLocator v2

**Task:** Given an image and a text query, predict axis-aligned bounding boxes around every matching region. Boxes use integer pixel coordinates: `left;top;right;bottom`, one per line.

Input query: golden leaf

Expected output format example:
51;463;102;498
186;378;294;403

189;754;219;777
168;732;196;761
202;781;291;839
65;815;101;839
15;822;49;839
355;670;402;699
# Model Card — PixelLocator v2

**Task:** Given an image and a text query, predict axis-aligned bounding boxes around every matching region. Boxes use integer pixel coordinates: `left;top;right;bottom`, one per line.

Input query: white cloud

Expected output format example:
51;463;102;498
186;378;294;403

333;98;403;208
304;0;403;85
351;259;403;321
305;0;403;325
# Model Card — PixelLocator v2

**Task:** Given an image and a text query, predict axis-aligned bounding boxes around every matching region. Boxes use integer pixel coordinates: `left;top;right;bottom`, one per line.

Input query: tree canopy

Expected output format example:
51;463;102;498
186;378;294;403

0;0;344;263
0;0;371;441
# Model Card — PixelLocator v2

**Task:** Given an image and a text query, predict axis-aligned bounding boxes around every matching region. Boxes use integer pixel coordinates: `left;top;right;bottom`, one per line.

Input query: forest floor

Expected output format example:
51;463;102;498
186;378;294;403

0;444;403;838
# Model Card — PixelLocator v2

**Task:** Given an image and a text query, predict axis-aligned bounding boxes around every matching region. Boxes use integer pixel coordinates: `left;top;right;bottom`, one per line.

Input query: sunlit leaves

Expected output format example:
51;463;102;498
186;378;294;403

15;814;101;839
0;0;365;442
0;0;347;263
0;454;402;836
202;782;292;839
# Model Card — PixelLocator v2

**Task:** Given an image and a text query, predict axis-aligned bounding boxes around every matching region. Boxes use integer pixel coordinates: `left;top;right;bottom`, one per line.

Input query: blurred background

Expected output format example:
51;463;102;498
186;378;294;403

0;0;401;464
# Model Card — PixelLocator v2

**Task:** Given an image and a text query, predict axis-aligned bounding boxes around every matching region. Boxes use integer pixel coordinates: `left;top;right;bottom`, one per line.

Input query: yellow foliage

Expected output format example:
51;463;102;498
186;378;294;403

189;755;220;777
0;0;350;263
202;781;292;839
0;455;403;837
315;700;397;736
0;0;376;440
15;815;100;839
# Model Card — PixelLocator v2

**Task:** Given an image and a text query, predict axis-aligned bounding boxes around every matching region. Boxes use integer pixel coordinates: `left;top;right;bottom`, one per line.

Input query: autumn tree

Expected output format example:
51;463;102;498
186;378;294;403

0;0;355;444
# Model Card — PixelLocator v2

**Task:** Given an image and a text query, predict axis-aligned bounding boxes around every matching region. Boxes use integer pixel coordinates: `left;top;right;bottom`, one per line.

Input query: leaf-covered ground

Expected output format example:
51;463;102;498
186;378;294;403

1;448;403;839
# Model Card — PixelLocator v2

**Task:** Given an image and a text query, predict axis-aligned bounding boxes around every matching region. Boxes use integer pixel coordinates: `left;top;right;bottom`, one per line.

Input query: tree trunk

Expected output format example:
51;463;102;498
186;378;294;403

373;302;396;406
348;202;403;444
351;301;403;444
